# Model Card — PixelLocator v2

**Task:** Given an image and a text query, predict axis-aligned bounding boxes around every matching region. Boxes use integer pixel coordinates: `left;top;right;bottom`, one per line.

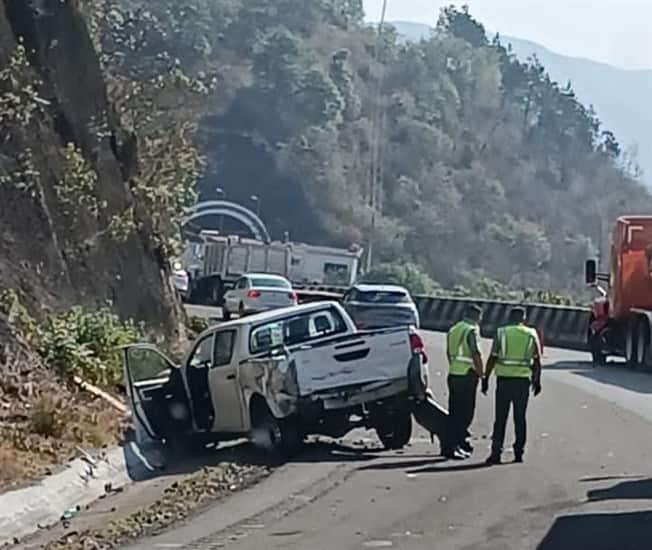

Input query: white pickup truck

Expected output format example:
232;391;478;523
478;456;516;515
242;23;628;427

123;301;429;455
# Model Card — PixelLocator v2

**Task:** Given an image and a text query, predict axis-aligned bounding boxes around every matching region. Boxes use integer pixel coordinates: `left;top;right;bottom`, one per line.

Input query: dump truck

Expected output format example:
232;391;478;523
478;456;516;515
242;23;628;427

586;215;652;367
183;232;363;306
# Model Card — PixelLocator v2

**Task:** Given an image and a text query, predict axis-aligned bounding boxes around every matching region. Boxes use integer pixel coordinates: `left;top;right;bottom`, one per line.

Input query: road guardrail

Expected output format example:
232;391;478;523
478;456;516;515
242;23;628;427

294;285;590;352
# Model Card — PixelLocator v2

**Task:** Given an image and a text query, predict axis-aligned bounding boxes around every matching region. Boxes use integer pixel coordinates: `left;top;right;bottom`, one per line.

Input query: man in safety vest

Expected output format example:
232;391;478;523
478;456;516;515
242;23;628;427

482;307;542;465
445;304;484;460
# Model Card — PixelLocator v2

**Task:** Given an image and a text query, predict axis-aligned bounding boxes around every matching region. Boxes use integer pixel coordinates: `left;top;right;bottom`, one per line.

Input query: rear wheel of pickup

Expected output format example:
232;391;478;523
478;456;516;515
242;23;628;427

375;409;412;450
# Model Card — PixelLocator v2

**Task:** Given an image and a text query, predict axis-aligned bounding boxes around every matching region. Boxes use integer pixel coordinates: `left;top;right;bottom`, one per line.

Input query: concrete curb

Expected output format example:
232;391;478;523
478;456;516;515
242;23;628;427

0;442;157;546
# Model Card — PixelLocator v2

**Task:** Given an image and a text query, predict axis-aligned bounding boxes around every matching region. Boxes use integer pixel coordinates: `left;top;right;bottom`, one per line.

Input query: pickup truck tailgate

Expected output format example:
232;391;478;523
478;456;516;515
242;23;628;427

291;328;412;396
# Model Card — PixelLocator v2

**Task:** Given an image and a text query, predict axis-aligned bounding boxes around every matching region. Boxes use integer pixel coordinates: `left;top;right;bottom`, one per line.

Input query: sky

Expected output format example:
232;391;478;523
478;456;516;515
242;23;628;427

363;0;652;70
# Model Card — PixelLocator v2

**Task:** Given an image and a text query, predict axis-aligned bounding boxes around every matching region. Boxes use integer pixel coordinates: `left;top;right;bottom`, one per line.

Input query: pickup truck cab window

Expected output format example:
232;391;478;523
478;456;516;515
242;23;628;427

213;330;235;367
249;306;347;354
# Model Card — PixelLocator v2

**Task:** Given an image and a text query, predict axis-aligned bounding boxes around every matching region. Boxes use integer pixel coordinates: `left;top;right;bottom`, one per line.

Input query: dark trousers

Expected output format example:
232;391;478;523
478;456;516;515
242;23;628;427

491;377;531;456
447;372;478;451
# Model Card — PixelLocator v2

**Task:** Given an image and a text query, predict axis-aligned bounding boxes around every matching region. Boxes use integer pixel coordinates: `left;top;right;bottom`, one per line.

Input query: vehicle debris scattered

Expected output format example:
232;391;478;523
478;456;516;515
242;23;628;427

41;462;270;550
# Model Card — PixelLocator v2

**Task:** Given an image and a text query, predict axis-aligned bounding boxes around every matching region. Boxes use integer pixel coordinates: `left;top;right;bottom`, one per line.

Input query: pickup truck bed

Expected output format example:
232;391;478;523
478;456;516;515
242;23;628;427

291;328;414;397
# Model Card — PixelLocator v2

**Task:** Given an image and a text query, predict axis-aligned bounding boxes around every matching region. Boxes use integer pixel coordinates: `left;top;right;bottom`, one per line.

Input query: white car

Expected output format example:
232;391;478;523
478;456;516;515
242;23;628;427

170;260;189;302
223;273;297;320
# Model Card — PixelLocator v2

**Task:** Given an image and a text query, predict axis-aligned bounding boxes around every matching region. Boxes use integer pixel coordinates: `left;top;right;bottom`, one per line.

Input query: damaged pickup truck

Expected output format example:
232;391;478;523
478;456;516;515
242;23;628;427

123;301;430;456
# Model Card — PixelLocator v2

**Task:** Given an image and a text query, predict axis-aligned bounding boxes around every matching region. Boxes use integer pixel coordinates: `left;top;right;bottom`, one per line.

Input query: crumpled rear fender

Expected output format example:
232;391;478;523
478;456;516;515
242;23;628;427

239;358;298;429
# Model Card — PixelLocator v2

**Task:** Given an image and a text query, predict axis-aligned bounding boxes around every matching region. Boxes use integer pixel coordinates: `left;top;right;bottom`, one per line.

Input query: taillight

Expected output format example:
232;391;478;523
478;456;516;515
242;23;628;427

410;332;428;363
247;290;261;298
288;292;298;301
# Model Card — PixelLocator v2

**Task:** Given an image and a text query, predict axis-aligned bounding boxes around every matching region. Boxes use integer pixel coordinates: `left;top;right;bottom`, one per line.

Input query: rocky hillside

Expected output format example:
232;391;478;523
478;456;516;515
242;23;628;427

0;0;180;330
0;0;185;488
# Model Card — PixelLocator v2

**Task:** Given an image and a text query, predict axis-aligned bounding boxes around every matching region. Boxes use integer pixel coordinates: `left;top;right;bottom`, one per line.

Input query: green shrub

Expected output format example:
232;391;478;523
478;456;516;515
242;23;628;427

361;262;439;295
38;307;143;387
186;316;208;339
29;396;67;438
1;290;143;388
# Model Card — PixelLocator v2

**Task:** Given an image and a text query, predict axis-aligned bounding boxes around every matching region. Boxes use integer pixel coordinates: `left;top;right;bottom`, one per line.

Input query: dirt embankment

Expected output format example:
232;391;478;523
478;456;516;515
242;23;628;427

0;0;182;489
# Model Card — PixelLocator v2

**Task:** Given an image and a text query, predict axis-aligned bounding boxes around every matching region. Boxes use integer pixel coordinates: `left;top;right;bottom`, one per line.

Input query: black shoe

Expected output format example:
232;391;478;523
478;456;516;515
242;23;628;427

514;453;524;463
460;441;474;454
485;454;501;465
457;446;471;458
444;447;467;460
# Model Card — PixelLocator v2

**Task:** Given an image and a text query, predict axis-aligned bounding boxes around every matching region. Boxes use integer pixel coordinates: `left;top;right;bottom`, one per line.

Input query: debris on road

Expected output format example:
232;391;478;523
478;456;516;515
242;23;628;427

43;462;271;550
61;506;80;521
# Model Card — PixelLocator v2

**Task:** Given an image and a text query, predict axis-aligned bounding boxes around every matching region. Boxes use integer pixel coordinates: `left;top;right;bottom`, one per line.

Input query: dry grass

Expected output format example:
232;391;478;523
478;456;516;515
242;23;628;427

0;375;124;492
0;313;129;492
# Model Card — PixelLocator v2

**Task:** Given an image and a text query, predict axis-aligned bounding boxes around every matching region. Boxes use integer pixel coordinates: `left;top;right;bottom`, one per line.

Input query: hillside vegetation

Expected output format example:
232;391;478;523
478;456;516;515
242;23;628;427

393;20;652;187
0;0;187;487
90;1;651;292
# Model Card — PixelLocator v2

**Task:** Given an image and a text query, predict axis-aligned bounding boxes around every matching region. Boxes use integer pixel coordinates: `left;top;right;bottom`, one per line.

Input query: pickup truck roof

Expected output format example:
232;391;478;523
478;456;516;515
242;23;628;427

200;301;345;336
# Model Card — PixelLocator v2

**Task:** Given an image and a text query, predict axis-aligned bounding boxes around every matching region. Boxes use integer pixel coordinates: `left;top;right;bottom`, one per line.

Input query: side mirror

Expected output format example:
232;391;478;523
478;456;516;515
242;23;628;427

585;259;597;285
269;345;289;359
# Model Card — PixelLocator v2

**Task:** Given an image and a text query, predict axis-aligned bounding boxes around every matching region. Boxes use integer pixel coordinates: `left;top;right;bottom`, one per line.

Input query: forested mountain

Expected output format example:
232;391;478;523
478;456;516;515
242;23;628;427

392;20;652;185
92;1;652;292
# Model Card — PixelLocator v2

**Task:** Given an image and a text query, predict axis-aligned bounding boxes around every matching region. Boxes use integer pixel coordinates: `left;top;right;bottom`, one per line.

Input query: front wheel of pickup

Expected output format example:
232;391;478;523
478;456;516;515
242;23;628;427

375;410;412;450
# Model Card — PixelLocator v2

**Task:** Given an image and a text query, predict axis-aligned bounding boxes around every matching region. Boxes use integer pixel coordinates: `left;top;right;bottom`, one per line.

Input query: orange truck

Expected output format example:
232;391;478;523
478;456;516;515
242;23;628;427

586;216;652;366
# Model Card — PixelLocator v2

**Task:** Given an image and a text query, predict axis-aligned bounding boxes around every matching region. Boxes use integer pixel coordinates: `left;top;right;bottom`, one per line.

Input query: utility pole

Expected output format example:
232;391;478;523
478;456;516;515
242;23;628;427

365;0;388;272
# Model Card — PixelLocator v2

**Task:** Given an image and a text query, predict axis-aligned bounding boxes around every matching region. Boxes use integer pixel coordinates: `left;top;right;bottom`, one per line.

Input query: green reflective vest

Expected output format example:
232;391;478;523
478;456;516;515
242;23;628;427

495;324;539;379
447;320;477;376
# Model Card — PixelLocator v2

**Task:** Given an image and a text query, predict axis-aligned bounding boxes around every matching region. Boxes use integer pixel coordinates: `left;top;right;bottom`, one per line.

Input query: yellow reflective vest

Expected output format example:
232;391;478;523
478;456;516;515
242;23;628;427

494;324;540;379
447;320;478;376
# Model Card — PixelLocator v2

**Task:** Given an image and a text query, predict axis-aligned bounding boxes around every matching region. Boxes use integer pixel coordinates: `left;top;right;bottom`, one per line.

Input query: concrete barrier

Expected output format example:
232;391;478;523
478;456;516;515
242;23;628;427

295;289;344;304
413;296;590;352
219;285;591;352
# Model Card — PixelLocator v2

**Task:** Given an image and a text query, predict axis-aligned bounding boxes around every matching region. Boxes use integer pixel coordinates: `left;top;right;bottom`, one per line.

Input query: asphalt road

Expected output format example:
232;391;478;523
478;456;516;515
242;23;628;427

124;331;652;550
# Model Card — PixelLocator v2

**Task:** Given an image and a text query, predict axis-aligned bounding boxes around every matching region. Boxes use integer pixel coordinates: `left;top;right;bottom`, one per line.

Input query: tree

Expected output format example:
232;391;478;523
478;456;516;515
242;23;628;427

80;0;652;294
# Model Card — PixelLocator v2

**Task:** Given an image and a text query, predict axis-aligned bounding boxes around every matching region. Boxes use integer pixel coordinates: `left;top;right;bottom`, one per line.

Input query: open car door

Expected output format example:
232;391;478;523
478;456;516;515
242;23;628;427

122;344;193;442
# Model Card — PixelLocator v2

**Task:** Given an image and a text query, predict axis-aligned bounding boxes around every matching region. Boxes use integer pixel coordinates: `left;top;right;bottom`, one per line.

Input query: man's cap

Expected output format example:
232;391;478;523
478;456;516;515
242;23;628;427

509;306;527;323
465;303;483;318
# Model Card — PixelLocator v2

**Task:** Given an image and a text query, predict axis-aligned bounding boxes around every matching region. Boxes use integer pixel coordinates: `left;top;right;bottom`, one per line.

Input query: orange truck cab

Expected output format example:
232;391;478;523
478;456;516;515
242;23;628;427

586;216;652;367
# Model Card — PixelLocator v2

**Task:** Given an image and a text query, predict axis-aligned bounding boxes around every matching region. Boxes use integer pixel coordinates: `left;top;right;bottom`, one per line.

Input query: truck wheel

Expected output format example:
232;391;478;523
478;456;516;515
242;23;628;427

210;281;222;306
375;410;412;450
251;407;301;459
589;332;607;366
625;320;639;369
637;317;650;369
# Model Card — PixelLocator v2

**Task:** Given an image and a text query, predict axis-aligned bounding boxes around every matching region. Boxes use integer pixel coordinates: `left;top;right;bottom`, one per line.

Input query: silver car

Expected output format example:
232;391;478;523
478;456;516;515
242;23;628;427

342;284;420;329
